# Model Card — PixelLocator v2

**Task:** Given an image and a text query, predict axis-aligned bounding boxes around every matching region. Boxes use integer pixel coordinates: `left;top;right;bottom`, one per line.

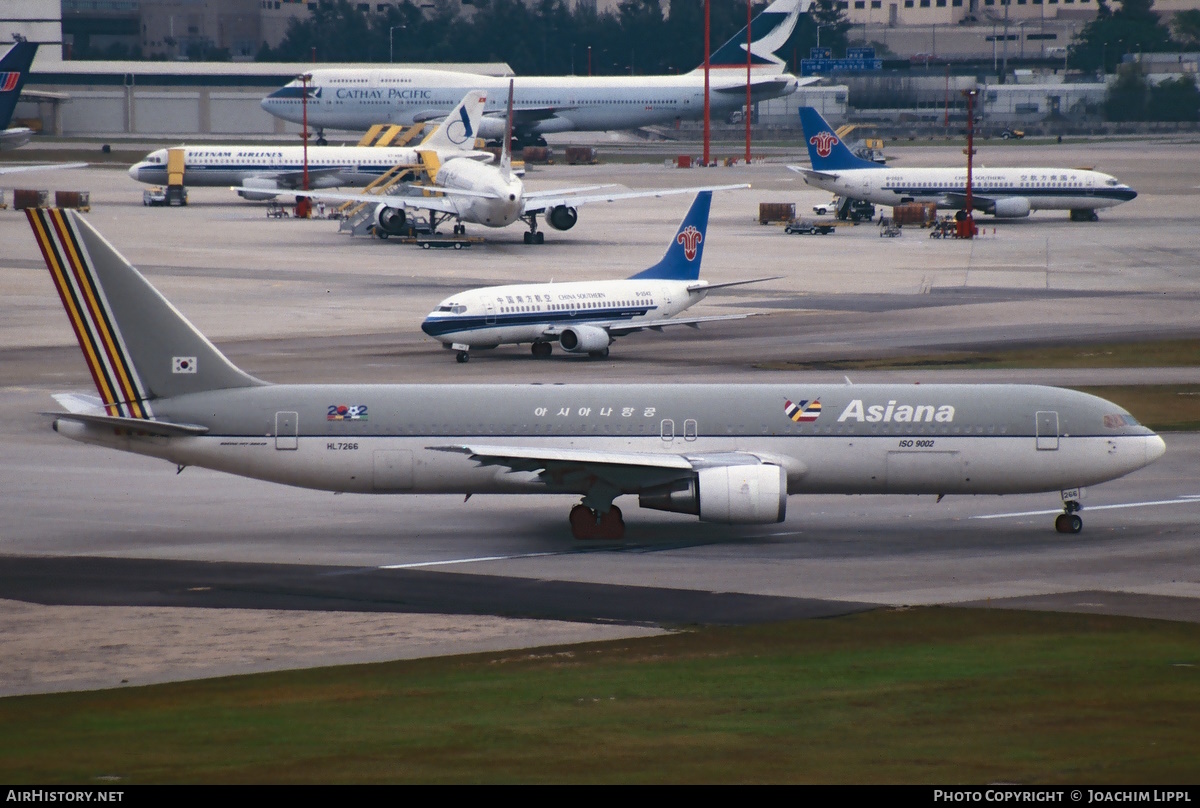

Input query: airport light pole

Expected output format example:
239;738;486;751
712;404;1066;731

300;72;311;218
960;87;978;239
703;0;711;167
745;0;752;164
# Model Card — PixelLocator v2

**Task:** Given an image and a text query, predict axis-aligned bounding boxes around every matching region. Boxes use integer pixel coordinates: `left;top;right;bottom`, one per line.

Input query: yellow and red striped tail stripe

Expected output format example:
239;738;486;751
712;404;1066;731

27;208;152;419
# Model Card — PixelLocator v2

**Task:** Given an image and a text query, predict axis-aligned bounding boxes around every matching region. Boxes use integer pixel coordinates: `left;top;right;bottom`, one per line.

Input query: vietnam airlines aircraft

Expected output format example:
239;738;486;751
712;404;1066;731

423;191;774;362
0;39;37;151
791;107;1137;221
130;90;493;200
261;0;814;145
27;207;1164;540
259;85;751;243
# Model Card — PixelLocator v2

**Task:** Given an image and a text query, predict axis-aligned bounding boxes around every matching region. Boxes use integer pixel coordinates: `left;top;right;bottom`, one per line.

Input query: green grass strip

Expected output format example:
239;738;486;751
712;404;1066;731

1;608;1198;784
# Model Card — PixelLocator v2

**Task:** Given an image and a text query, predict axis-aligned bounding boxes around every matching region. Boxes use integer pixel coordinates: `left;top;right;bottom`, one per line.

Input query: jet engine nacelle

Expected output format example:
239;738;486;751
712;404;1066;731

237;177;281;201
474;116;508;141
639;465;787;524
546;205;578;231
558;325;611;354
991;197;1032;218
374;203;408;235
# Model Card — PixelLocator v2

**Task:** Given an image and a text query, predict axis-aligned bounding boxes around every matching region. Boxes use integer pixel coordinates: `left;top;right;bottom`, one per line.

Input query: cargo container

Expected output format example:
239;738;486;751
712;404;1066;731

521;146;553;163
13;189;49;210
676;155;692;168
54;191;91;212
565;146;598;165
758;202;795;224
891;201;937;227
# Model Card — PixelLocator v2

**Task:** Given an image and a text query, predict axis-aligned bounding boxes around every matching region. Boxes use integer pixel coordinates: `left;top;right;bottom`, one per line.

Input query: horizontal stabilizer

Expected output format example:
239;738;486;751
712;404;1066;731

45;411;209;436
688;276;781;293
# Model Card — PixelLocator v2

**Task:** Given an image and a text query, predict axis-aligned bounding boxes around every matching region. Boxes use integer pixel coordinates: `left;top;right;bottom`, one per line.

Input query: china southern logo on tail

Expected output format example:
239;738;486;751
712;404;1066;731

445;100;478;145
0;72;20;92
677;225;703;260
810;131;839;158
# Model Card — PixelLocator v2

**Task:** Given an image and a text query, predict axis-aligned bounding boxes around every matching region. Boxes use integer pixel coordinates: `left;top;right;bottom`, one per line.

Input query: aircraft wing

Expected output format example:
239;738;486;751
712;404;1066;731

522;183;749;215
939;191;999;212
432;443;778;493
0;161;88;175
269;167;355;188
233;186;463;215
786;165;839;182
604;312;759;336
522;184;617;200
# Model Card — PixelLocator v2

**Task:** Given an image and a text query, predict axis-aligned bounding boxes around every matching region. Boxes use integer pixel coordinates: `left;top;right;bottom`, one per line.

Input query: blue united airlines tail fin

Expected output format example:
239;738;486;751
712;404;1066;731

421;89;487;152
798;107;883;171
629;192;711;281
0;39;37;131
701;0;808;70
26;208;263;419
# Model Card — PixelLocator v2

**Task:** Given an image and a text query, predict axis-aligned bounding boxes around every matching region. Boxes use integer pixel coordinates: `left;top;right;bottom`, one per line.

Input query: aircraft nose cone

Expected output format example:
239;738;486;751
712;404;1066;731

1146;434;1166;464
420;318;437;337
127;163;141;181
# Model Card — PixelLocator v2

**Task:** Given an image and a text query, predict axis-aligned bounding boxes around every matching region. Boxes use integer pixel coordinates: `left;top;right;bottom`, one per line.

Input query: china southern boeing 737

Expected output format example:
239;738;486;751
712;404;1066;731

131;91;493;200
791;107;1137;221
261;0;814;146
26;207;1163;540
423;191;774;362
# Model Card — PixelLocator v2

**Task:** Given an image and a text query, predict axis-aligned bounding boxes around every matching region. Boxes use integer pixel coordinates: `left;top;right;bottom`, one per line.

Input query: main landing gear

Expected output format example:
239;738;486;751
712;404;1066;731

531;342;553;359
1055;498;1083;534
1069;209;1099;222
569;504;625;540
522;213;545;245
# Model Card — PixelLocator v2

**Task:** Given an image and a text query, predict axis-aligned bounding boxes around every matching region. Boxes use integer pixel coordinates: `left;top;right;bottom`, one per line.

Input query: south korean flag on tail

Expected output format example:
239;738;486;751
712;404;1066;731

172;356;197;374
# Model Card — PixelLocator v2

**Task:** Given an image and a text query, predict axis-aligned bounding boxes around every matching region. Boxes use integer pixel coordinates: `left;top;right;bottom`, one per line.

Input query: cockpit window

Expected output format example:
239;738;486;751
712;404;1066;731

1105;179;1119;186
1103;413;1139;428
438;304;467;314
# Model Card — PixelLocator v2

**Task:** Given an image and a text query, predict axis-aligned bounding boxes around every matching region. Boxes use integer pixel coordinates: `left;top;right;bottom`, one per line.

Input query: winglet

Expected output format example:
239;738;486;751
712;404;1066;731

798;107;883;172
628;192;711;281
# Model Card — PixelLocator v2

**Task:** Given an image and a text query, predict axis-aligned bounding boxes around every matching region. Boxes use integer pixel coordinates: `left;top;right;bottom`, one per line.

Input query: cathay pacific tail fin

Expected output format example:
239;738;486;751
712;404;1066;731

420;89;488;153
699;0;808;71
26;208;264;420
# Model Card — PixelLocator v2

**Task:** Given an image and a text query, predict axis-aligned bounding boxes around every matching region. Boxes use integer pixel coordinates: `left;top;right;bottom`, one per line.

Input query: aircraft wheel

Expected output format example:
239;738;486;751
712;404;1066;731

523;232;533;245
588;347;610;359
375;229;389;240
569;504;598;539
596;506;625;540
456;351;469;364
531;342;552;359
535;232;545;244
1054;513;1083;534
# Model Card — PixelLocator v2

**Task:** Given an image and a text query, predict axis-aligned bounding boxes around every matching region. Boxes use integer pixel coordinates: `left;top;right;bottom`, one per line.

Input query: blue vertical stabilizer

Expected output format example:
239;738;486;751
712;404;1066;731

0;40;37;130
629;192;711;281
798;107;883;172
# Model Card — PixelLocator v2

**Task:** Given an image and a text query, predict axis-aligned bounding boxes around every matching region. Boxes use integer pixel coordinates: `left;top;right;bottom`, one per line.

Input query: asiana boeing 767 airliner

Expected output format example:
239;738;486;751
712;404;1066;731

27;208;1163;540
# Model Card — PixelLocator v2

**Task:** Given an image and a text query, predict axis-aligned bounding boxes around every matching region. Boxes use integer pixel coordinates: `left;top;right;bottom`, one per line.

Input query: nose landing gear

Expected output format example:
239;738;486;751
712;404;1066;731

1055;499;1083;533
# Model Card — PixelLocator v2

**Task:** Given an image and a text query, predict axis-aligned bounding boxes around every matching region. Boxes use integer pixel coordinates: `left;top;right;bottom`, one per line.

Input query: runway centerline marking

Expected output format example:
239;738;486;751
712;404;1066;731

973;496;1200;520
381;552;559;569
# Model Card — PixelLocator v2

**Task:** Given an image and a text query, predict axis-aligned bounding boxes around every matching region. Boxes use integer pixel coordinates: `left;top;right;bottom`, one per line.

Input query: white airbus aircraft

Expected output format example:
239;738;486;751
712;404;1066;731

27;207;1165;540
260;0;814;145
258;85;751;243
130;91;493;200
423;191;774;362
791;107;1138;221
